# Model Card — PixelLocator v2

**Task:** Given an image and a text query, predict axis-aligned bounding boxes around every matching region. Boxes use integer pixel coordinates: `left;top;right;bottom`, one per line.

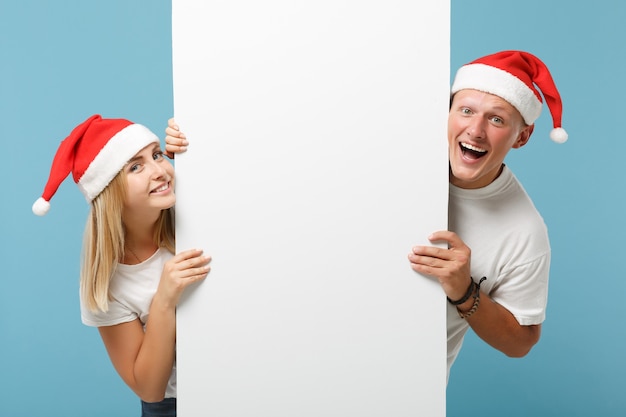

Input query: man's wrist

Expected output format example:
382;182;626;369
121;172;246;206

447;277;475;306
456;277;487;319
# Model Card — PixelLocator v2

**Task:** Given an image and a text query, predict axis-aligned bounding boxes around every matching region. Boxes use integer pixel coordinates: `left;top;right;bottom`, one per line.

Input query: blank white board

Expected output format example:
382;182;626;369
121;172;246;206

173;1;449;415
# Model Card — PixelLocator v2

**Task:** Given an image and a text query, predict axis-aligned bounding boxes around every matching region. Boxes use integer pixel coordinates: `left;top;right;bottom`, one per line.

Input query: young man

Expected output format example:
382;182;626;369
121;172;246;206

408;50;567;380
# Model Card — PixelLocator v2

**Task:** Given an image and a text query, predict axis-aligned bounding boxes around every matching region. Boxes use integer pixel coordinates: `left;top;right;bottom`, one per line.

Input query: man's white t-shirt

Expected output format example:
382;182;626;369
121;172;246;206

446;166;550;379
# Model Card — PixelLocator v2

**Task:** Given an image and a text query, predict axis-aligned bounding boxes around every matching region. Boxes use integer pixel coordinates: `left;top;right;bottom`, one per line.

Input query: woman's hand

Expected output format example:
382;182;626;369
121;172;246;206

164;118;189;159
154;248;211;309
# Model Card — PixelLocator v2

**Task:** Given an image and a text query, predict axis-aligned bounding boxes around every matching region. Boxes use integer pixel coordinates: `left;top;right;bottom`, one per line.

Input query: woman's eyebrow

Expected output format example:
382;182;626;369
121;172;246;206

126;144;161;165
127;154;143;165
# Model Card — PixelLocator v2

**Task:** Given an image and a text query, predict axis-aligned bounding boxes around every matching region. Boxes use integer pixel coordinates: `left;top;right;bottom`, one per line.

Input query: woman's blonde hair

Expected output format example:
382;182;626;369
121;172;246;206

80;169;175;312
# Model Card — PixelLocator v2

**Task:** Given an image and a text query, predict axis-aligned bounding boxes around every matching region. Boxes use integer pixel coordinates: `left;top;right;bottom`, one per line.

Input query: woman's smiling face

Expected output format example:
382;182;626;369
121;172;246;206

123;143;175;215
448;89;534;189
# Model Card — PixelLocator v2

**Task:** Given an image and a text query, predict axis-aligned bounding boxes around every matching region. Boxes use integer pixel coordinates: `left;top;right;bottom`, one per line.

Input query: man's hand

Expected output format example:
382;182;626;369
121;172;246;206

408;230;472;301
409;231;541;356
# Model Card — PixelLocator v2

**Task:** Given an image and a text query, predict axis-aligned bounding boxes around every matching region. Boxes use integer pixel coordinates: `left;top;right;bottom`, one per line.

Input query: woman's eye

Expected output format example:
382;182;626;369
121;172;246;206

129;163;140;173
153;151;164;160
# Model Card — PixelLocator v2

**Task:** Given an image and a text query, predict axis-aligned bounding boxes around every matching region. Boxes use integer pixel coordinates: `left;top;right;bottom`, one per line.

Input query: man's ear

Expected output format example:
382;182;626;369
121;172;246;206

513;124;534;149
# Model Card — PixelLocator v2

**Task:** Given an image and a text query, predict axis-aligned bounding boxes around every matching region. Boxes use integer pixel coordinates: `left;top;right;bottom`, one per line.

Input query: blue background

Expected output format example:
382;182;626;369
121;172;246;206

1;1;623;416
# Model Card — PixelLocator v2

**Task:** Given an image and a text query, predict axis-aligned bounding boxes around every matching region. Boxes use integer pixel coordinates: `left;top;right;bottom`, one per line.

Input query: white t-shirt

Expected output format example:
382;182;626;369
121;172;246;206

81;247;177;399
446;166;550;379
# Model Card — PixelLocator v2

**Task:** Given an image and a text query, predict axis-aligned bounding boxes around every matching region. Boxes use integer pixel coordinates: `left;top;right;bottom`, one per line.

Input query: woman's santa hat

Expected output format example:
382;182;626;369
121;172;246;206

33;114;159;216
451;50;568;144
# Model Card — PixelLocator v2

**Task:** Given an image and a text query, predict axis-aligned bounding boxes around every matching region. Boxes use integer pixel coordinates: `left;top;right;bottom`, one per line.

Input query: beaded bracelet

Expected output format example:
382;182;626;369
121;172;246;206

457;276;487;319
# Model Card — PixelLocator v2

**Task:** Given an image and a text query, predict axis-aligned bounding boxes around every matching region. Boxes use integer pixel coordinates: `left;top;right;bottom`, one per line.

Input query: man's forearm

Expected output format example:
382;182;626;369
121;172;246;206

456;290;541;357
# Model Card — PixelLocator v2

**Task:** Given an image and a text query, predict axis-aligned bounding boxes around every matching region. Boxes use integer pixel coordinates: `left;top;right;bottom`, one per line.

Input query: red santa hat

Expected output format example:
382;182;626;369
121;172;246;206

451;50;567;144
32;114;160;216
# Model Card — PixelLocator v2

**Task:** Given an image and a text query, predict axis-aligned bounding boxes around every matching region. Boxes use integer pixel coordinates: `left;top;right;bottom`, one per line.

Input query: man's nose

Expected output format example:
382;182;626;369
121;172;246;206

466;117;486;138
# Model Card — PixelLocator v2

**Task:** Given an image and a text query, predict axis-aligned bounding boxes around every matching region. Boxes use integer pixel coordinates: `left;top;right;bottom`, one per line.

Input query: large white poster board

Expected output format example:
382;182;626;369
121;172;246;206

173;1;449;415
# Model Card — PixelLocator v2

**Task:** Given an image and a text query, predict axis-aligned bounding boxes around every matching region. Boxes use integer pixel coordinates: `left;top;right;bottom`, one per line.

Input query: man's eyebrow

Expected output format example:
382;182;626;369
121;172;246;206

490;106;518;117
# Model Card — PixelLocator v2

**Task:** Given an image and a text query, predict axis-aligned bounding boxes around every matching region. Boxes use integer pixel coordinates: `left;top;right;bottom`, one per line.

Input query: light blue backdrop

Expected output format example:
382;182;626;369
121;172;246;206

1;1;623;416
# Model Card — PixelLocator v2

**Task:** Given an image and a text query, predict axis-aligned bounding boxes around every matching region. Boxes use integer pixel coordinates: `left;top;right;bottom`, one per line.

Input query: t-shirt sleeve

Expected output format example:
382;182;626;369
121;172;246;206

490;252;550;326
80;294;138;327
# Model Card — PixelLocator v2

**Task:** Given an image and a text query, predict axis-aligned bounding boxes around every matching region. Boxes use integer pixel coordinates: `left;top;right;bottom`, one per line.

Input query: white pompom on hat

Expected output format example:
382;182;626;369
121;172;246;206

33;114;159;216
451;50;567;143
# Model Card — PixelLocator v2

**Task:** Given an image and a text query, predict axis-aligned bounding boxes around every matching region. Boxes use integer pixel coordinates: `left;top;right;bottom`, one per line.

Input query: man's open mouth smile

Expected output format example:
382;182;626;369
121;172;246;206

460;142;487;159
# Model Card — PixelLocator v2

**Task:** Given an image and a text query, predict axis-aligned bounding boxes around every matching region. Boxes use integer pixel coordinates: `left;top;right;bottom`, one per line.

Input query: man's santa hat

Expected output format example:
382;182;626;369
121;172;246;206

451;50;567;143
33;114;159;216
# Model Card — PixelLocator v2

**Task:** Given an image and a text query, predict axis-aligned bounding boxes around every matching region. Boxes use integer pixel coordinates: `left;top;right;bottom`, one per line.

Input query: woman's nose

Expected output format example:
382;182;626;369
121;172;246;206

149;160;168;178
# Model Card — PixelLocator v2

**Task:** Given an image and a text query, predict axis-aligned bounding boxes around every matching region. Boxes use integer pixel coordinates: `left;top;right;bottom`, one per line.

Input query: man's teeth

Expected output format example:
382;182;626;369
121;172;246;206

461;142;487;153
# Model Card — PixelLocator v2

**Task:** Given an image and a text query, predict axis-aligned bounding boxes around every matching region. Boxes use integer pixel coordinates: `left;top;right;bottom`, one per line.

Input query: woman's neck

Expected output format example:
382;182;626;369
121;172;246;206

123;233;159;264
123;212;161;264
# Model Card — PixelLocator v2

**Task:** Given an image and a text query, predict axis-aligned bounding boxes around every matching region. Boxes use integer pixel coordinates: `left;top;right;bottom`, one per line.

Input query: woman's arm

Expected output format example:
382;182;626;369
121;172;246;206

99;315;174;402
98;249;211;402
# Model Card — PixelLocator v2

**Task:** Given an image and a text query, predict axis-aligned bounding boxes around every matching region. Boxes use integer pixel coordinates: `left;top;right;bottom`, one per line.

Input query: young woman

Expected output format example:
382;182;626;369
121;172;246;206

33;115;209;417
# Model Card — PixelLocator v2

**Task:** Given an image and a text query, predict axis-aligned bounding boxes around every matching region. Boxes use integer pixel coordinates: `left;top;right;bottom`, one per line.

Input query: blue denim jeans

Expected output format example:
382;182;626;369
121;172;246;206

141;398;176;417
